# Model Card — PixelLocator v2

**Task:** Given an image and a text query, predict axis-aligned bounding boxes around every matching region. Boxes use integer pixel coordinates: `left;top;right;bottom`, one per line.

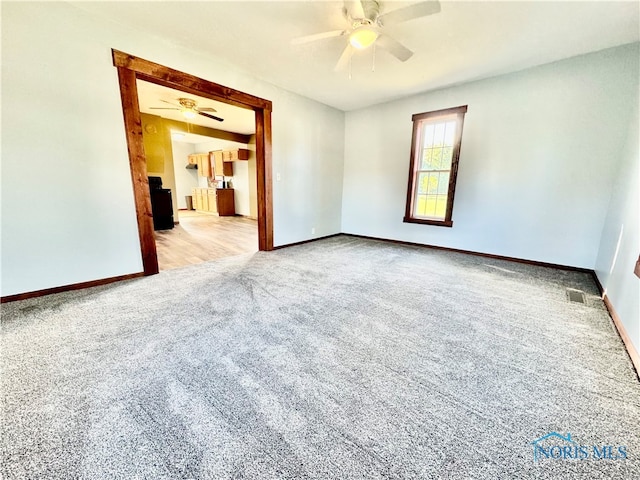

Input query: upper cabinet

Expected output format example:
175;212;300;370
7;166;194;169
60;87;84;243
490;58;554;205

189;153;211;177
189;148;249;177
210;151;234;177
231;148;250;161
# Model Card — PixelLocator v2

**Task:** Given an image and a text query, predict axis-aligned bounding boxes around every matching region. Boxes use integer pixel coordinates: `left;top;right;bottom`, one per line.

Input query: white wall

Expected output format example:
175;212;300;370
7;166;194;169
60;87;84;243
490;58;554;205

595;93;640;356
342;44;639;269
1;2;345;296
171;141;198;210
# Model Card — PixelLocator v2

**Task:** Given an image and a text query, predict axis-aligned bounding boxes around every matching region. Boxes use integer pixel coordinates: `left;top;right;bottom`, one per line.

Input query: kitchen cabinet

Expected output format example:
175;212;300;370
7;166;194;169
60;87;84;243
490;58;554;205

201;190;209;211
192;187;235;216
210;151;233;177
216;188;236;216
229;148;250;161
191;153;211;177
220;148;250;162
207;188;217;213
193;188;204;211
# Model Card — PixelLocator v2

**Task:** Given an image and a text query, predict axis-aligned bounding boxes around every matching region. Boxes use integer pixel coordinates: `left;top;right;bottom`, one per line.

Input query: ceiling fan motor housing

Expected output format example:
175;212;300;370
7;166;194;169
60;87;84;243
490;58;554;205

362;0;380;21
178;98;197;110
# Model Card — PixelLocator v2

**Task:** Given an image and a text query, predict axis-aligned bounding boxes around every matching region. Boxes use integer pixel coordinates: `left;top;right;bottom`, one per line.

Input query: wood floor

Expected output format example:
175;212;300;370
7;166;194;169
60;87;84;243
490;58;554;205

154;211;258;271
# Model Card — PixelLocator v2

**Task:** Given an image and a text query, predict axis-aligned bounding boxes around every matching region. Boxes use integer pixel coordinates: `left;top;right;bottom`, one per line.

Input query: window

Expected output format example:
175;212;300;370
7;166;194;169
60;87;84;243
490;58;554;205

404;105;467;227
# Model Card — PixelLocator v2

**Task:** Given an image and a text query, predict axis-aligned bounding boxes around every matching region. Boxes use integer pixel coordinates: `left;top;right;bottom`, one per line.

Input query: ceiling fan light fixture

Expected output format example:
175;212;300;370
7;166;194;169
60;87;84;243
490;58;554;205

349;26;378;50
182;109;197;120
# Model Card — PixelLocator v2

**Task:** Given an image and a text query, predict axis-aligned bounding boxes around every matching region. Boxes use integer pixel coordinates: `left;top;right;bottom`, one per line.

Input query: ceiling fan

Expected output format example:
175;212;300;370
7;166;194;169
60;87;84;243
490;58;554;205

293;0;441;71
150;98;224;122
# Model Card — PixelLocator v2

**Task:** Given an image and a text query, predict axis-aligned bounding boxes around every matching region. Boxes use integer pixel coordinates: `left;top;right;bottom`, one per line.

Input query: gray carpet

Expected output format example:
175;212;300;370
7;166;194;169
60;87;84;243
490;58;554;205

1;235;639;479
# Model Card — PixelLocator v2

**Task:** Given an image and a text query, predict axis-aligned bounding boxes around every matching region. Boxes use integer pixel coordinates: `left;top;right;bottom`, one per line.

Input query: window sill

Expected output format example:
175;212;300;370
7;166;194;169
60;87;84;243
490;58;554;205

403;217;453;228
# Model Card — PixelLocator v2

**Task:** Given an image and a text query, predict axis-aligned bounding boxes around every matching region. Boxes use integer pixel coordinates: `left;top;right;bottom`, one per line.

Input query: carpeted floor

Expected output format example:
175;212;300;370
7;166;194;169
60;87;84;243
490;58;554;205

2;236;639;479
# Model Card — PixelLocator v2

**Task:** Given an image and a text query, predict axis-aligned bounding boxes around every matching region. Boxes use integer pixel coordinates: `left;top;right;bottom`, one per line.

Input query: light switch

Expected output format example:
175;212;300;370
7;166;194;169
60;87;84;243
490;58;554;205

276;173;281;182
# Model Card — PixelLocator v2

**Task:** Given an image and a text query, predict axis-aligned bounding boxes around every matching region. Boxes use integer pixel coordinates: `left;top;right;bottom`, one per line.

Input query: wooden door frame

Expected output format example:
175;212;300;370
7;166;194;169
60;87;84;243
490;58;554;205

112;50;273;275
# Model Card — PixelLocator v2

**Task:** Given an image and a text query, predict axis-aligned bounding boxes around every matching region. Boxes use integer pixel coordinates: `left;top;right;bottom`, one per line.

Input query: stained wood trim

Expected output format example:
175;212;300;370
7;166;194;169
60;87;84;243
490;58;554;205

273;233;342;250
0;273;144;303
113;49;274;275
112;50;272;111
116;67;159;275
255;109;273;250
603;294;640;379
591;271;605;297
403;217;453;227
404;113;422;222
341;233;595;273
405;105;467;227
412;105;468;122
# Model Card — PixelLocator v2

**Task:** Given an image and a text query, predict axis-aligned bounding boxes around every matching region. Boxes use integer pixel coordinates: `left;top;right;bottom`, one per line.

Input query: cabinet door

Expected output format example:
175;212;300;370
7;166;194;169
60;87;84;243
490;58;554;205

207;189;217;213
203;154;213;177
214;155;224;177
201;189;209;211
188;154;198;165
222;161;233;176
216;189;235;216
194;189;203;211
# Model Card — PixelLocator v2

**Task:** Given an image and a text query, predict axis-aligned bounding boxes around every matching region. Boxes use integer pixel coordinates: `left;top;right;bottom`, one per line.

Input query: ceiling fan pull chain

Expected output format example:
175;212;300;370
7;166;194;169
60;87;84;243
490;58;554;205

372;43;376;72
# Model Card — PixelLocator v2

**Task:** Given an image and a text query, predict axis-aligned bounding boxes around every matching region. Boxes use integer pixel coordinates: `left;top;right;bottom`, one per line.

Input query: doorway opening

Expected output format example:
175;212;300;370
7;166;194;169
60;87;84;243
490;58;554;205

112;50;273;276
136;80;259;270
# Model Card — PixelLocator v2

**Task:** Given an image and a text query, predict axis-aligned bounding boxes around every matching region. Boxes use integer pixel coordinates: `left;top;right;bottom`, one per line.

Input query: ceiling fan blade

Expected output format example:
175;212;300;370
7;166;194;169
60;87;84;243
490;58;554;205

377;1;441;27
160;99;182;108
344;0;365;19
376;34;413;62
149;107;180;110
292;30;346;45
198;111;224;122
334;44;355;71
196;107;217;112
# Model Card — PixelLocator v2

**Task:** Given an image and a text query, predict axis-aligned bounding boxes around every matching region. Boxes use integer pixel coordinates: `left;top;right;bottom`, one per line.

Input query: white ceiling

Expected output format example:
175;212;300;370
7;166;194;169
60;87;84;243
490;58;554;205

74;1;639;112
137;80;256;135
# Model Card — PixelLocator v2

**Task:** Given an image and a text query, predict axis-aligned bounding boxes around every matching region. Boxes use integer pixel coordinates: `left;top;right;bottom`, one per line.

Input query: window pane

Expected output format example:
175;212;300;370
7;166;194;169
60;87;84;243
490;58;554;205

431;146;443;169
407;105;466;226
417;172;429;194
438;172;450;194
427;173;438;194
421;148;433;169
435;196;447;219
433;123;445;146
444;121;456;146
441;146;453;169
416;194;426;216
425;195;437;216
423;124;435;148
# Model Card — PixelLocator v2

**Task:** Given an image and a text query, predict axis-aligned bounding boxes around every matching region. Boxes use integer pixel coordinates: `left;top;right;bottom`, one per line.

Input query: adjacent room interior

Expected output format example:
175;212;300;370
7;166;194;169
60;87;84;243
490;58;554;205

136;80;259;270
2;1;639;478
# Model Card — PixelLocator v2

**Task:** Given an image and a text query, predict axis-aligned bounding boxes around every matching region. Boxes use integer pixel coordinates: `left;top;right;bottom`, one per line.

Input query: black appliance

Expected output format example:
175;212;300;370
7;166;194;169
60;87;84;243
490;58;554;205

148;176;174;230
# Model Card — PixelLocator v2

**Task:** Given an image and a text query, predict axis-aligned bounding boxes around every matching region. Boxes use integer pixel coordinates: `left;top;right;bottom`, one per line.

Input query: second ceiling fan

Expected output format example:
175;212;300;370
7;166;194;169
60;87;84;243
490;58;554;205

293;0;441;71
150;98;224;122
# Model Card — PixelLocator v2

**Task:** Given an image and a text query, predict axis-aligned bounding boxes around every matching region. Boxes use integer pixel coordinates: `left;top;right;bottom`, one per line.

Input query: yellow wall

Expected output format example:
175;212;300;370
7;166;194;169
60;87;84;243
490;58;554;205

141;113;179;221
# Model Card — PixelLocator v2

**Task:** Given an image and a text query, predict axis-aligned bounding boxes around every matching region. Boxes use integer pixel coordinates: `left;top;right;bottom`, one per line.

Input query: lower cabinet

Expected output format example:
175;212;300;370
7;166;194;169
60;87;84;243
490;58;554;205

207;188;217;214
192;187;235;216
216;188;235;216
